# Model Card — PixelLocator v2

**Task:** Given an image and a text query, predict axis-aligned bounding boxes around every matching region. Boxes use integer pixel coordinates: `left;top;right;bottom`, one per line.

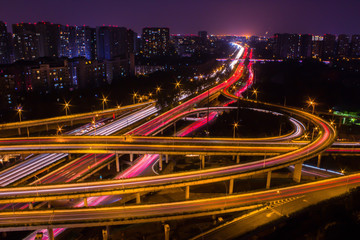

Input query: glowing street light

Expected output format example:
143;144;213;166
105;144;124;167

252;89;258;101
16;105;23;122
307;98;316;114
101;95;108;111
233;122;239;138
132;92;138;104
63;100;71;116
156;86;161;93
174;80;181;89
56;125;63;136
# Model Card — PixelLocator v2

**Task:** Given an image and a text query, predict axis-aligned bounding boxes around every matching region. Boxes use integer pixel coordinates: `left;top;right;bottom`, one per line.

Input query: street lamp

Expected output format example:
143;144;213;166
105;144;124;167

101;95;108;111
132;92;138;104
156;86;161;94
57;126;63;136
63;100;70;116
16;105;23;122
175;80;181;89
307;98;316;114
233;122;239;138
252;89;258;101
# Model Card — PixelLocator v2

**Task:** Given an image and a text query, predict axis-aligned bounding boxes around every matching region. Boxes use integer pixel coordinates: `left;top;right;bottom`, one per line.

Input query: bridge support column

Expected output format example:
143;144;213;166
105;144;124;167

84;198;88;207
200;155;205;169
317;154;321;168
136;193;141;204
46;124;49;132
47;228;54;240
47;202;51;208
68;153;71;159
18;127;21;136
29;203;33;209
229;178;234;194
293;162;303;183
107;163;110;170
27;127;29;137
71;120;73;127
164;223;170;240
165;154;169;164
236;155;240;164
266;171;272;189
130;153;133;162
116;153;120;172
185;185;190;200
102;226;109;240
159;155;163;171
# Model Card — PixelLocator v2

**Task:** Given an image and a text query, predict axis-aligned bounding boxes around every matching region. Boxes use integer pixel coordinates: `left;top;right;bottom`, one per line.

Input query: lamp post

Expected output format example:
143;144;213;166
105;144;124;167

16;105;23;122
156;86;161;94
233;122;239;138
101;96;108;111
132;92;138;104
64;100;70;116
57;126;63;136
252;89;258;101
307;98;316;114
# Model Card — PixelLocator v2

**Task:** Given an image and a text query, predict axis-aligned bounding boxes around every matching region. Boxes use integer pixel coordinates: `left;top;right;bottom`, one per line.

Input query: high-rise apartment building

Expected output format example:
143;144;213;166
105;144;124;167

97;26;128;60
12;23;40;61
273;33;300;59
59;25;76;58
322;34;336;59
337;34;350;58
142;27;170;58
299;34;312;58
350;35;360;57
0;21;10;64
35;22;61;58
73;26;97;60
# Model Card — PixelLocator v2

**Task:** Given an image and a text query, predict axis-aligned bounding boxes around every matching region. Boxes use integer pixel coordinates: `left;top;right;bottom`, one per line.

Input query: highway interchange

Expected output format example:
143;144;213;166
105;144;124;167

0;43;359;239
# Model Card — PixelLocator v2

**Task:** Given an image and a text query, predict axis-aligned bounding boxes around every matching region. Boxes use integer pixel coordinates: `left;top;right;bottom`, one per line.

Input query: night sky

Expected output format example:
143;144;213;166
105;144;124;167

1;0;359;35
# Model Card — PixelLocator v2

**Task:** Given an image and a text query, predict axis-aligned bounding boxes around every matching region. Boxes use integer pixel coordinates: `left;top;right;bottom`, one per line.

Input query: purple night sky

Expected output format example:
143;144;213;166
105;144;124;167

1;0;359;35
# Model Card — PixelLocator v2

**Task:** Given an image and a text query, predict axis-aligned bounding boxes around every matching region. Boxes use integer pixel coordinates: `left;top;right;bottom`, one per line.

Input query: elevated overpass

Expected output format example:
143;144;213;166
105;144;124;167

0;102;153;136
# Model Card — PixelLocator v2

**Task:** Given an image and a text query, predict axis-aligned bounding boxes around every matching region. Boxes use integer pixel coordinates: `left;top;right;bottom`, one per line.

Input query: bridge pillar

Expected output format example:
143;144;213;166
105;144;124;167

266;171;272;189
71;120;73;127
164;223;170;240
236;155;240;164
136;193;141;204
317;154;321;168
47;228;54;240
47;202;51;208
185;185;190;199
293;162;303;183
68;153;71;159
159;155;163;171
229;178;234;194
200;155;205;169
46;124;49;132
84;197;88;207
29;203;33;209
130;153;133;162
27;127;29;137
165;154;169;164
102;226;109;240
116;153;120;172
18;127;21;136
107;163;110;170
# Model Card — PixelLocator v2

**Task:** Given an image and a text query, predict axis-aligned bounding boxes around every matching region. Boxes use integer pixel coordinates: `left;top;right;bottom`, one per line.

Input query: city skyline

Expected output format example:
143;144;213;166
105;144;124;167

1;0;360;35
